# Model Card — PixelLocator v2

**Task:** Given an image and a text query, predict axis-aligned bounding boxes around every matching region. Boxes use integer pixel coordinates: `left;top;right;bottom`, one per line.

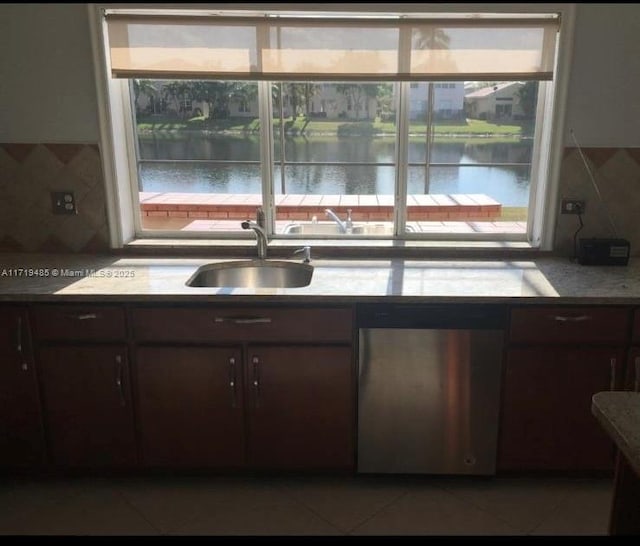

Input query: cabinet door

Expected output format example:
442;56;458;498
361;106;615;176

39;345;136;467
0;307;46;467
499;347;623;472
246;345;354;470
136;347;245;468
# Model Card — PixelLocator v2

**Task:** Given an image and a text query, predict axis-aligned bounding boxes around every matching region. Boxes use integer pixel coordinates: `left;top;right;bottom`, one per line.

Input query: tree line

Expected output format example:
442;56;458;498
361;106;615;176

133;80;395;121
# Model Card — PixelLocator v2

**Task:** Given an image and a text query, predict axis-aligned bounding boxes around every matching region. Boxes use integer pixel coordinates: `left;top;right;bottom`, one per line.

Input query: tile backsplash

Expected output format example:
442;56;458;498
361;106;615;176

0;142;638;255
0;143;110;253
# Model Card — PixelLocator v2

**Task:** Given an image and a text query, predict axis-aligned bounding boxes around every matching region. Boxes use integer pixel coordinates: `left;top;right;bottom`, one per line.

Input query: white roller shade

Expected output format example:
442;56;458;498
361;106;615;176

105;13;560;81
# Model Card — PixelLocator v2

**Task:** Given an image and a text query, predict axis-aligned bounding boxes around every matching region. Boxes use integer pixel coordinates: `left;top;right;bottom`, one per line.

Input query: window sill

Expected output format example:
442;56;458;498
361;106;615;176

122;237;546;260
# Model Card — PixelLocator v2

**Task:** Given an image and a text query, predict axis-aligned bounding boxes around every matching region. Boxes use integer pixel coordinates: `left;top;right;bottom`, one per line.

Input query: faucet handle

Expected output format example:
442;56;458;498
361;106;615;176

256;207;266;229
345;208;353;232
293;246;311;263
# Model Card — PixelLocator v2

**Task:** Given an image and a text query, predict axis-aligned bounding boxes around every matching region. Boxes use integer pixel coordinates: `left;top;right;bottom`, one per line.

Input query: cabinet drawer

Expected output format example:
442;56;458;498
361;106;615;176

509;306;629;344
33;305;126;341
132;306;353;343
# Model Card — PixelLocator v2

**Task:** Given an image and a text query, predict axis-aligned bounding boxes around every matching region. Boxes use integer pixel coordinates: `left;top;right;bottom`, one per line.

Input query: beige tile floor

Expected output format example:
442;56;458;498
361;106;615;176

0;474;613;536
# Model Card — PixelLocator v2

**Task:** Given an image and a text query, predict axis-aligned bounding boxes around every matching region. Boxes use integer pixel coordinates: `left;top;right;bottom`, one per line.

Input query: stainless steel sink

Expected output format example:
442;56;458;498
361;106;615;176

186;260;314;288
282;222;411;235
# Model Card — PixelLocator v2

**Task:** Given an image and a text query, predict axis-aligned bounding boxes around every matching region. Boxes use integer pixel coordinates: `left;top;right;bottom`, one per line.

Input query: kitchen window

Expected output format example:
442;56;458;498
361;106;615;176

91;6;570;247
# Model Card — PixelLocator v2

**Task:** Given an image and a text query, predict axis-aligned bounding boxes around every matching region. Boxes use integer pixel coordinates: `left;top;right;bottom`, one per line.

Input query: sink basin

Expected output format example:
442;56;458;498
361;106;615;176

186;260;313;288
282;222;409;235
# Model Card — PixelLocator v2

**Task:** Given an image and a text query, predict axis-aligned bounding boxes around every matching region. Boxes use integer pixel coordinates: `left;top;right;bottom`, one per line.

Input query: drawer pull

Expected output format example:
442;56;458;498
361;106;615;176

610;357;617;391
115;355;126;407
551;315;592;322
252;355;260;409
16;316;28;372
65;313;99;321
635;357;640;393
214;316;272;325
229;357;238;409
16;315;23;354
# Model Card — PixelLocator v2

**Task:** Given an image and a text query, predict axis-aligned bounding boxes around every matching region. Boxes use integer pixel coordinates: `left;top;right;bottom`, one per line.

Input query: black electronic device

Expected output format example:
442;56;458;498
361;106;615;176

577;237;630;266
569;129;631;266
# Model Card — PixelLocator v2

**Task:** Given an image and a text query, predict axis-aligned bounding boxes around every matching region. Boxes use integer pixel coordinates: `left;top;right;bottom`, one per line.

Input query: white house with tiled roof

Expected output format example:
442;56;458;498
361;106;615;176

464;82;525;121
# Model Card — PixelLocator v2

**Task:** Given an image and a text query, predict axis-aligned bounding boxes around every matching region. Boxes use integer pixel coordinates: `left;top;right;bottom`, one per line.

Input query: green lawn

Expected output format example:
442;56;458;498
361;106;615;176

136;115;530;138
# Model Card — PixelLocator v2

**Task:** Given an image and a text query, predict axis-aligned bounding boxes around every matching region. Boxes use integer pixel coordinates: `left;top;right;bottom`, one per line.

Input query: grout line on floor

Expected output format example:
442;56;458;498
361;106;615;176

246;477;347;536
344;489;412;535
524;483;581;536
111;486;166;536
438;478;569;535
0;477;90;527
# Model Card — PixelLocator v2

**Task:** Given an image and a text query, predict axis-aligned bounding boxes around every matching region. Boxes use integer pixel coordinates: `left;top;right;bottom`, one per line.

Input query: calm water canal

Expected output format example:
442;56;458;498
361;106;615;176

138;135;532;206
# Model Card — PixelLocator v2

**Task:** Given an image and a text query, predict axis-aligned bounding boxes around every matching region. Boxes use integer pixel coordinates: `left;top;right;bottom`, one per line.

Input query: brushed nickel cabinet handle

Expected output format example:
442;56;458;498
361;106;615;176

65;313;99;321
552;315;592;322
16;315;22;354
115;355;126;407
214;316;272;325
16;315;28;372
229;357;238;409
610;357;617;391
252;355;260;409
635;356;640;393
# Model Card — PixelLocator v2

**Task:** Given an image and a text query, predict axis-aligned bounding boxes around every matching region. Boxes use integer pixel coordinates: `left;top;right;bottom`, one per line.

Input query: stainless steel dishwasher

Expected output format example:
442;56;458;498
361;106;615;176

357;304;506;475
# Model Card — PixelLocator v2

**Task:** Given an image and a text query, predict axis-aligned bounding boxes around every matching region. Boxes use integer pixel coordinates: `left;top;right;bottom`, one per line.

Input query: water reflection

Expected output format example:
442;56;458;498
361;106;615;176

138;135;532;206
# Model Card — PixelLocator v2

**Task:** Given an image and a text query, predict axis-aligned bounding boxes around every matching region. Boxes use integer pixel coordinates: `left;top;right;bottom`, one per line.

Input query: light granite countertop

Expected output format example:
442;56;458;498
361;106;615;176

591;392;640;476
1;253;640;303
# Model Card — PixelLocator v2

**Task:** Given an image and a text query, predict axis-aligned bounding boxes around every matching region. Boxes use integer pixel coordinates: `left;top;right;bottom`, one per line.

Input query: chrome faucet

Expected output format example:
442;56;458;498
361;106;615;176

324;208;353;234
293;245;312;263
241;220;268;259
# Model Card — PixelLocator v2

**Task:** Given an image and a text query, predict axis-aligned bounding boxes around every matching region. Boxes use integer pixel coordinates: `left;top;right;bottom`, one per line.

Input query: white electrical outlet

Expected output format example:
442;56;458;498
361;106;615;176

561;199;585;214
51;191;77;215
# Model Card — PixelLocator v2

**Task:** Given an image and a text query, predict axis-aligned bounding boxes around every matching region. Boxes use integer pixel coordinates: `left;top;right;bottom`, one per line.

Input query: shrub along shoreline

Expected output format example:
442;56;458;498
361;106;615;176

136;116;533;140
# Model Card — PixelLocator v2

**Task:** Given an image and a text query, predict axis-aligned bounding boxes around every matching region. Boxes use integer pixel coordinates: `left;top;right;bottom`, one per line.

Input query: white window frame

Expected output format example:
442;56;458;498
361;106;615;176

88;3;576;250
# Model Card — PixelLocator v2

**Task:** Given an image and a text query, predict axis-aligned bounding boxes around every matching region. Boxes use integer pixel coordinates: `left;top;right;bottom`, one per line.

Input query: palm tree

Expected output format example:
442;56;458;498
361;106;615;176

517;81;539;119
284;84;299;119
413;27;450;50
376;83;394;121
132;79;159;115
302;83;319;116
162;81;193;118
336;83;379;120
412;27;454;75
189;81;258;120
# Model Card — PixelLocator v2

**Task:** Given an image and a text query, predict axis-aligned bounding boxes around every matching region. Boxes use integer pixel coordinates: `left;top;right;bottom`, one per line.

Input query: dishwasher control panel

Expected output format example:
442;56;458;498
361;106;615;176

356;303;507;330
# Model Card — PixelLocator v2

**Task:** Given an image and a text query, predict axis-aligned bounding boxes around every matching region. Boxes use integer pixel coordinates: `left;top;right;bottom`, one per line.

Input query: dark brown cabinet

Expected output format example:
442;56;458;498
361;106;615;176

498;306;630;472
0;306;46;468
33;304;136;469
499;347;624;471
131;305;355;471
136;346;245;468
38;345;137;468
19;299;636;475
246;345;354;470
